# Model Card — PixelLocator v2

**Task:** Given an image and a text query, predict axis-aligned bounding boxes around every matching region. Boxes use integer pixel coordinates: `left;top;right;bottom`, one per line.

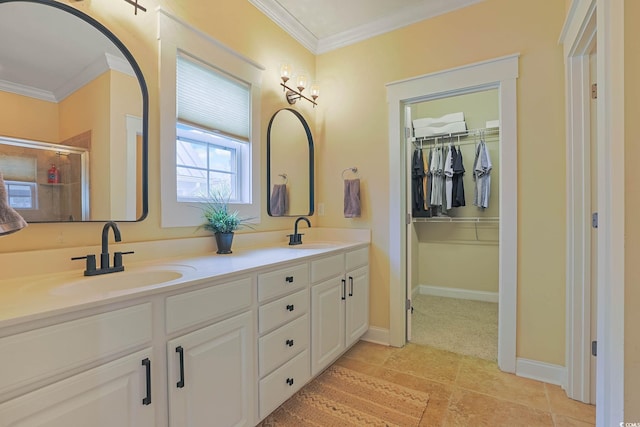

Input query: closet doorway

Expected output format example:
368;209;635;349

386;54;518;373
406;90;500;362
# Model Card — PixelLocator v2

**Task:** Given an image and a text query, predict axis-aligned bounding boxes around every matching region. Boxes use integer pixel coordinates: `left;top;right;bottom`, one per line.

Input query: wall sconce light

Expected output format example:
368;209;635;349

280;64;318;107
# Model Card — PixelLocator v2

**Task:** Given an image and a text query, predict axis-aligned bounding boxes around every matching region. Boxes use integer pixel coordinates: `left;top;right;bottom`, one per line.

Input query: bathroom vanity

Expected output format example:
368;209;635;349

0;239;369;426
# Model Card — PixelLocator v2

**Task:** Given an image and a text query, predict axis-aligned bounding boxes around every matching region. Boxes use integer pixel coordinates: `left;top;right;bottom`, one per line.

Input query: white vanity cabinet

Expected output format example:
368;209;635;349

311;247;369;376
256;263;310;419
165;276;255;427
0;304;154;427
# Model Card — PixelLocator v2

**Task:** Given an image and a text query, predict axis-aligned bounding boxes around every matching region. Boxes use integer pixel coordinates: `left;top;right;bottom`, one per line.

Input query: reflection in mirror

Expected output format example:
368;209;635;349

267;108;314;217
0;0;148;222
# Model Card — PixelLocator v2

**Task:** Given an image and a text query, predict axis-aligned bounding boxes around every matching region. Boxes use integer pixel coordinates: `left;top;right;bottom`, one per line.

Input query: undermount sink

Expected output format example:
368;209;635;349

50;269;186;297
286;242;336;249
19;264;196;297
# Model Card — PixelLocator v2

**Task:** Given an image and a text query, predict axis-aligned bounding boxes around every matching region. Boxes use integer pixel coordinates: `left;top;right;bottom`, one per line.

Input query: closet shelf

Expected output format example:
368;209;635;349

413;216;499;223
411;126;499;145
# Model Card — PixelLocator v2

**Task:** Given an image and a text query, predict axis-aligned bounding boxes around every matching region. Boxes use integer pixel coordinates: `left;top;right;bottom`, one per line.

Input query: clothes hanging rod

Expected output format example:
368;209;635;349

411;127;499;144
412;216;499;223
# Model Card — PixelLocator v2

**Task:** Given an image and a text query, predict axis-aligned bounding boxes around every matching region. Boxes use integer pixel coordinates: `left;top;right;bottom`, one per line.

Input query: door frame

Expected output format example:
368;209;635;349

386;54;519;373
561;0;624;422
560;0;596;404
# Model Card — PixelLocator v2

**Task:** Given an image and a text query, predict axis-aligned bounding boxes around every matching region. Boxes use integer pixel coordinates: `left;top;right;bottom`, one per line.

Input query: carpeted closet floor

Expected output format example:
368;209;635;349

260;341;596;426
410;294;498;361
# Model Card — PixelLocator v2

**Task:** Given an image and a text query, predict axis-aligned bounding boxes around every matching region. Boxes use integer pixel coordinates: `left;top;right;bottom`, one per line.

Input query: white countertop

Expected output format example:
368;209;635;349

0;239;368;328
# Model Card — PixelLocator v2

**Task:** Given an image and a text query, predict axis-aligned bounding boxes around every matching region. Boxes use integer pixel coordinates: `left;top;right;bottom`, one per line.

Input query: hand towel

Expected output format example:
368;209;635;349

0;173;28;236
270;184;287;216
344;179;361;218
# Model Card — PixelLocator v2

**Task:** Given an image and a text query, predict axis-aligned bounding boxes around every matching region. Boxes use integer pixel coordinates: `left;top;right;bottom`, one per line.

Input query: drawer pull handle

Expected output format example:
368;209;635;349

341;279;346;300
142;358;152;405
286;377;294;386
176;346;185;388
286;304;295;312
349;276;354;297
285;276;294;283
286;339;294;347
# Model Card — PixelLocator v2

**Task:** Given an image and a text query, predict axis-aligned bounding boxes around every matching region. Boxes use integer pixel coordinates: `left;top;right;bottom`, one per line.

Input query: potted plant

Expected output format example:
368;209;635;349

200;192;252;254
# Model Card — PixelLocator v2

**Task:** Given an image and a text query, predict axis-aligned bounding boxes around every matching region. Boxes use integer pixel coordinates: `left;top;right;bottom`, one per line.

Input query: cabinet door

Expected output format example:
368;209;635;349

0;349;154;427
168;311;254;427
346;265;369;347
311;276;345;376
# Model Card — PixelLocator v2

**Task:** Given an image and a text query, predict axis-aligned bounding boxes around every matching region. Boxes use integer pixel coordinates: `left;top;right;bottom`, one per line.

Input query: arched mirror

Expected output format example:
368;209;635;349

266;108;314;217
0;0;148;222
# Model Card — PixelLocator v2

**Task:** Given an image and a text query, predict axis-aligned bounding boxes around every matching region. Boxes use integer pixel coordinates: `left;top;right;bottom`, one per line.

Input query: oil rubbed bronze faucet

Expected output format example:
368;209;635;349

288;216;311;245
72;221;134;276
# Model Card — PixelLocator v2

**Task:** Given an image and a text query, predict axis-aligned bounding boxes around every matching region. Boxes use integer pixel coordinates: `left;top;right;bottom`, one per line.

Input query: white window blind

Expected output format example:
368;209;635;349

177;55;250;142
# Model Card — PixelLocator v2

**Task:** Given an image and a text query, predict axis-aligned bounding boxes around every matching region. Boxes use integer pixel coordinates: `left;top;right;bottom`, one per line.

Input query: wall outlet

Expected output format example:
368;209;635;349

318;203;325;216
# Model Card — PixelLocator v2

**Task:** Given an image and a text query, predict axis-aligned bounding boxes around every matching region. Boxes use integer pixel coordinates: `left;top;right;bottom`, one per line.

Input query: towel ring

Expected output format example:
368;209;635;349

278;173;288;184
341;167;359;180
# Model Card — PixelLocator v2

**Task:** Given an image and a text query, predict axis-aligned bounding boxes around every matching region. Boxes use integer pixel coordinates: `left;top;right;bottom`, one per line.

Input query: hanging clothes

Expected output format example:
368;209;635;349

443;144;454;210
473;139;492;208
411;147;425;214
429;146;443;208
451;145;466;207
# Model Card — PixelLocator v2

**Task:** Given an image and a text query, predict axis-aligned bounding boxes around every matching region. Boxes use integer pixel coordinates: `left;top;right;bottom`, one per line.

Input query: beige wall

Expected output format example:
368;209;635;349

1;0;567;368
625;0;640;417
316;0;567;364
0;91;58;142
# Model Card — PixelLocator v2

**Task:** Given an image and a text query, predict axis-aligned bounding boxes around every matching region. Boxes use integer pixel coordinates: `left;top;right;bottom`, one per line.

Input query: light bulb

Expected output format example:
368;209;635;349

280;64;292;83
310;84;320;100
296;74;308;92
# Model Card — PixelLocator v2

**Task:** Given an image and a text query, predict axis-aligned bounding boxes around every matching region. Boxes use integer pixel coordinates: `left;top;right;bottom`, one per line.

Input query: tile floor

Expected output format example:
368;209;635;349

336;341;595;427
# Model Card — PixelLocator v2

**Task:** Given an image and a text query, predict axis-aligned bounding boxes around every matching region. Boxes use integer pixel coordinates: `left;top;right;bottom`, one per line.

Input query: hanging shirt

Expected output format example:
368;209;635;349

451;146;466;207
443;145;454;210
473;140;492;208
411;148;425;213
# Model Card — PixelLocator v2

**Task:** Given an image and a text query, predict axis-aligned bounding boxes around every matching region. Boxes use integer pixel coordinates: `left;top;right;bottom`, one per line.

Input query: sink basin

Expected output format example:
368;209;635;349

286;242;336;249
50;269;185;297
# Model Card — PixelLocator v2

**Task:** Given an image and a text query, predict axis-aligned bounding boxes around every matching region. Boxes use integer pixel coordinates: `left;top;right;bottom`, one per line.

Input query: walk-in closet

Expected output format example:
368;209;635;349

407;89;500;361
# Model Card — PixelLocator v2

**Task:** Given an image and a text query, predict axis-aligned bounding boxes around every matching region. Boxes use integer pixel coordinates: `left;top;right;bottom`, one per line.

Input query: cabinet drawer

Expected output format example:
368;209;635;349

0;303;152;396
311;253;344;284
259;288;309;334
346;247;369;271
166;276;252;334
258;264;308;302
259;349;310;419
259;314;309;377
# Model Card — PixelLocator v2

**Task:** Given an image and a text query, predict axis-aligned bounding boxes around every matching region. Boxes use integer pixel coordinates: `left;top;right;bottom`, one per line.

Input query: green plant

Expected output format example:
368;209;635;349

200;192;251;234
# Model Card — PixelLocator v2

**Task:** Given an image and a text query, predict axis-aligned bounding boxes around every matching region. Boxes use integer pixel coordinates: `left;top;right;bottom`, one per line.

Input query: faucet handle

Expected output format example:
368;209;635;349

114;251;134;268
71;254;97;275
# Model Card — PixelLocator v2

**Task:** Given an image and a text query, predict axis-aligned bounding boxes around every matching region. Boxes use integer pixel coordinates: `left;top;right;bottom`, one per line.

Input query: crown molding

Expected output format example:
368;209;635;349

248;0;318;53
0;79;57;103
249;0;484;54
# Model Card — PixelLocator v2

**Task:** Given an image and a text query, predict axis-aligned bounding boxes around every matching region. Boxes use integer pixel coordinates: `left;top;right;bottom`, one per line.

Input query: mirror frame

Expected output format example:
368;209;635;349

0;0;149;222
266;108;314;217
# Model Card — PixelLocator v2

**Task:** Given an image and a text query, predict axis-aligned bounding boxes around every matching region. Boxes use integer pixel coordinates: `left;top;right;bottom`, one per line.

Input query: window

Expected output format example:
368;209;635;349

176;55;251;203
158;10;263;228
6;180;37;209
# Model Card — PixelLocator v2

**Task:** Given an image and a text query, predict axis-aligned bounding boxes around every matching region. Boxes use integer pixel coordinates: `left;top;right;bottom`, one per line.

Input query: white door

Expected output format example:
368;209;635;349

345;266;369;347
167;311;254;427
0;349;154;427
589;50;598;404
404;104;414;341
311;276;345;376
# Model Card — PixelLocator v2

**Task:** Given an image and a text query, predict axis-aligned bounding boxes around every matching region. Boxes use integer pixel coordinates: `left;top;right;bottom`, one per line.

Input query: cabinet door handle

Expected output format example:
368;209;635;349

341;279;346;300
176;346;185;388
286;304;295;312
142;358;151;405
349;276;354;297
286;377;294;386
285;276;294;283
286;339;294;347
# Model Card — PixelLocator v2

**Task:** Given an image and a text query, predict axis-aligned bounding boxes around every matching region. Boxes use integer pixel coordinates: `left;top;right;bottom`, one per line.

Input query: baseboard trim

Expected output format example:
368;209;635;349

417;284;499;303
362;327;390;346
516;357;567;387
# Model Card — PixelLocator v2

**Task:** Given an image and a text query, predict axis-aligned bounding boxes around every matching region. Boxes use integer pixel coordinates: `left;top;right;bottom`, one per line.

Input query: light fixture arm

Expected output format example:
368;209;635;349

281;82;317;107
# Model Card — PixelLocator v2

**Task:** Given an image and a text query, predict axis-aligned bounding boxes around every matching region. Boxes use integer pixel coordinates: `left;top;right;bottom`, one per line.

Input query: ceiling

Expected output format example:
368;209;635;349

248;0;484;54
